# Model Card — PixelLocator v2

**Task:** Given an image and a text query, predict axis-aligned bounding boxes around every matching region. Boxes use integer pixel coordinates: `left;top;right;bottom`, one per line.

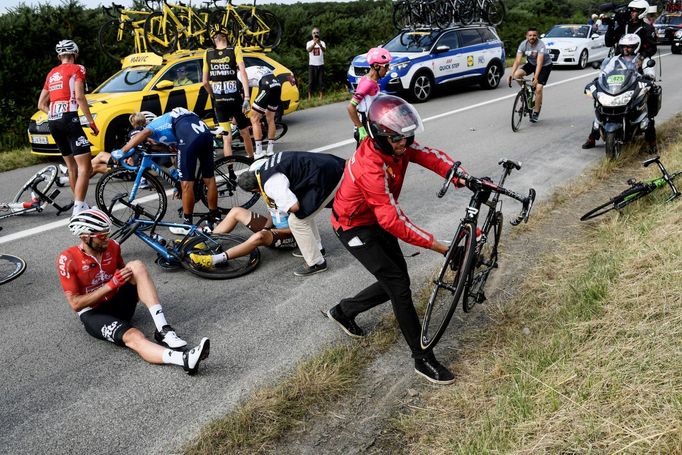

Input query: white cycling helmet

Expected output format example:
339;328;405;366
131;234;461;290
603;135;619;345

69;208;112;237
618;33;641;54
628;0;649;19
56;39;79;56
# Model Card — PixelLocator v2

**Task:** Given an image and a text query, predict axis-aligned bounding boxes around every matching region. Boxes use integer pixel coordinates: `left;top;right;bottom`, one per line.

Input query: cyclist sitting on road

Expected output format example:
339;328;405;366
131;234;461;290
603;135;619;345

325;95;465;385
508;27;553;123
203;24;254;160
37;40;99;216
241;65;283;160
57;208;210;375
347;47;392;147
114;107;219;234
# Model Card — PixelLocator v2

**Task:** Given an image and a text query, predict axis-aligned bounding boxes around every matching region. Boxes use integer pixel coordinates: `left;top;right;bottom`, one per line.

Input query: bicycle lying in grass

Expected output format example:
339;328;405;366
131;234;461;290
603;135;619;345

580;155;681;221
110;196;260;279
1;165;73;229
96;144;258;228
510;77;536;132
421;159;536;350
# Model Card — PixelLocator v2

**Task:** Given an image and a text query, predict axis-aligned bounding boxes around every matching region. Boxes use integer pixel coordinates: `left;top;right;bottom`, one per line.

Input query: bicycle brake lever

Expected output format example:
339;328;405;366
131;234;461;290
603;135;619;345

511;188;536;226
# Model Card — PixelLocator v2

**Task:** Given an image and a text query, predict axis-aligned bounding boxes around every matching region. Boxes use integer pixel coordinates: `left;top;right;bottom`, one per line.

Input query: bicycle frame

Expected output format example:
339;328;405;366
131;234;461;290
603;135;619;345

0;176;71;222
115;149;178;205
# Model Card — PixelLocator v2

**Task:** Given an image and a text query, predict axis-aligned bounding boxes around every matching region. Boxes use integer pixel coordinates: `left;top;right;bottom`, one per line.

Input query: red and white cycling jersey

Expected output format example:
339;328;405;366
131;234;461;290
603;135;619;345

58;240;125;312
43;63;86;120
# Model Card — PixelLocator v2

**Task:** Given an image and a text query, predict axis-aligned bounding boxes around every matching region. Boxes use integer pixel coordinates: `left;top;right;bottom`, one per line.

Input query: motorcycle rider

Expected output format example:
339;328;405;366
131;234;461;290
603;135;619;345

584;0;660;152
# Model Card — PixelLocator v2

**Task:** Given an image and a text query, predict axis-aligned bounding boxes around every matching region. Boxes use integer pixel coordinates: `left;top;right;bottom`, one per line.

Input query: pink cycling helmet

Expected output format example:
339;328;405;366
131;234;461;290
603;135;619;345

366;47;392;66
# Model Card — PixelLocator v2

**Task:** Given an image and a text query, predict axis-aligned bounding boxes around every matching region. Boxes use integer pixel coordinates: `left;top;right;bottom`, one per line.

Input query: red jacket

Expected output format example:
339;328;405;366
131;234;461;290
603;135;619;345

331;139;458;249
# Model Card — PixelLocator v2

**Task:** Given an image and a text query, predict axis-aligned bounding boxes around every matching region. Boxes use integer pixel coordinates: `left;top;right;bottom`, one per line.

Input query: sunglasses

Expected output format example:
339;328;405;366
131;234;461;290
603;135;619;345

387;134;408;143
90;232;110;240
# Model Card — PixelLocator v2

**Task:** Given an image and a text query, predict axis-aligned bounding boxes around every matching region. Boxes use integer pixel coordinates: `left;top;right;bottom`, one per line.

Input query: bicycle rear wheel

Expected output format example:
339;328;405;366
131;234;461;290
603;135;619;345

463;212;502;312
144;11;178;56
485;0;506;25
511;90;525;132
96;169;167;227
458;0;475;25
580;185;651;221
392;1;411;30
99;20;134;62
254;9;282;49
207;156;260;215
14;165;58;208
181;233;260;279
421;221;477;350
0;254;26;285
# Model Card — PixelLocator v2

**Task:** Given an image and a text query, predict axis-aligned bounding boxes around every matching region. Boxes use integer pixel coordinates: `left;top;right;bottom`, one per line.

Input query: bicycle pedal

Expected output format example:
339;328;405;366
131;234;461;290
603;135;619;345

476;292;487;304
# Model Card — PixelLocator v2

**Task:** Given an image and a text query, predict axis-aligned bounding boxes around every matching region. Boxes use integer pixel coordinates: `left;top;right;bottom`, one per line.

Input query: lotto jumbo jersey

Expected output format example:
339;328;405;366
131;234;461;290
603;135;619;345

43;63;87;120
203;46;244;101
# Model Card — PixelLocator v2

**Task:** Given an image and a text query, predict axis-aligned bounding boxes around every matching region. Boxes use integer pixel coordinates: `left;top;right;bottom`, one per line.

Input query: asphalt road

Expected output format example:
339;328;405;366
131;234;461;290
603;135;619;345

1;47;680;454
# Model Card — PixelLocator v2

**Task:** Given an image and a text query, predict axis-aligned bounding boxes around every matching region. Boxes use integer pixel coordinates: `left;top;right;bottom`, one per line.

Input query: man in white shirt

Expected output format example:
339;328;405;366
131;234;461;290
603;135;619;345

306;27;326;101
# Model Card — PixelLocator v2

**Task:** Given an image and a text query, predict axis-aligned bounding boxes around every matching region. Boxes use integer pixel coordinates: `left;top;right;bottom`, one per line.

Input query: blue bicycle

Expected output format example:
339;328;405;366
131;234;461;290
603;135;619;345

95;144;259;227
110;196;260;279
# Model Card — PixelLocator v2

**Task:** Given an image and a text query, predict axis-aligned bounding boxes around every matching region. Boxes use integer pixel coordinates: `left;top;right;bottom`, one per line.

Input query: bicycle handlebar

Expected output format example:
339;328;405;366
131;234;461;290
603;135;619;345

438;162;536;226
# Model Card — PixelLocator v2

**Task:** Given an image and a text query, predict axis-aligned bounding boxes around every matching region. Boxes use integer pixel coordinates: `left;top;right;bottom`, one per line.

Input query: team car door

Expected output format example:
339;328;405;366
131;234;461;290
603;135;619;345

431;31;463;83
144;59;212;120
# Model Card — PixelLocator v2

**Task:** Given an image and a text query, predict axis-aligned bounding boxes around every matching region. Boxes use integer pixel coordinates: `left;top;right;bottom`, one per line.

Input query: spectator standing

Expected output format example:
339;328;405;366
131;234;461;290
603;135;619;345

306;27;326;101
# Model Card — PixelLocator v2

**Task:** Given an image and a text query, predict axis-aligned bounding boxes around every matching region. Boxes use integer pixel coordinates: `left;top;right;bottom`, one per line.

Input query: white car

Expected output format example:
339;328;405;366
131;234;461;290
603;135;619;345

541;24;610;69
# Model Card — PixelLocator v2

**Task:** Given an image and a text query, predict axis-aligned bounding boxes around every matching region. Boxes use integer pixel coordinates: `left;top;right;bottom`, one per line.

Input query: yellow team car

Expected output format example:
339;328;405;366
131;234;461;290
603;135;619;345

28;50;299;156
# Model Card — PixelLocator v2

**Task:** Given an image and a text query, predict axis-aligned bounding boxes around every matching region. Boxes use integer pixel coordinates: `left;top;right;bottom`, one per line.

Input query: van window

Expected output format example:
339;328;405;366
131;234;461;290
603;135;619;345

459;29;483;47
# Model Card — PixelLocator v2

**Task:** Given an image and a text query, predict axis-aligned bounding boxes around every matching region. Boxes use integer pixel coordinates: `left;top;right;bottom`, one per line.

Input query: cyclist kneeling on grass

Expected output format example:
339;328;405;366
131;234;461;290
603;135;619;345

57;209;209;375
326;95;466;385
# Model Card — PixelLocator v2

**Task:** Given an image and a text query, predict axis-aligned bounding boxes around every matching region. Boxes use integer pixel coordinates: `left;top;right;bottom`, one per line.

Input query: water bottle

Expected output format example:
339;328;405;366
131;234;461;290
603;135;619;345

151;233;167;247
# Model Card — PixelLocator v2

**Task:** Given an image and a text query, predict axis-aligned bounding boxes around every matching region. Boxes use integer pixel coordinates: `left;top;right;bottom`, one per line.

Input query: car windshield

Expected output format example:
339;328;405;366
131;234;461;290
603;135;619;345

656;14;682;25
384;31;438;52
545;25;590;38
95;66;161;93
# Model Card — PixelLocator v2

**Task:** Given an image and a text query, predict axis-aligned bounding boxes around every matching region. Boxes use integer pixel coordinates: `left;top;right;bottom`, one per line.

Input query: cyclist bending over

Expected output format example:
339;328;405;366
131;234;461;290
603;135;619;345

242;65;283;160
57;209;210;375
508;27;553;123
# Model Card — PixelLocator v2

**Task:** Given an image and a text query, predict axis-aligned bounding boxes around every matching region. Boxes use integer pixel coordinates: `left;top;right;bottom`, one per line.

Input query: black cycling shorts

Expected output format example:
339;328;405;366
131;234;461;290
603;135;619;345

174;115;215;181
521;62;553;86
49;112;91;157
214;98;250;130
79;283;139;347
252;75;282;114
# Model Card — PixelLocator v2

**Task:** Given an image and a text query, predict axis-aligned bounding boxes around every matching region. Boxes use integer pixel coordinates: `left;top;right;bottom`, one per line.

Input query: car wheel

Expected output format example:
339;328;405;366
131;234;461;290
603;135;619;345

104;116;132;153
409;72;434;103
672;46;681;55
480;61;503;89
578;49;589;69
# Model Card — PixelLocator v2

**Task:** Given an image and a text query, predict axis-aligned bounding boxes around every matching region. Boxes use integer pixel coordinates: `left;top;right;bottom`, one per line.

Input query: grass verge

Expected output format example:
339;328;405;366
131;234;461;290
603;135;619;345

0;147;42;173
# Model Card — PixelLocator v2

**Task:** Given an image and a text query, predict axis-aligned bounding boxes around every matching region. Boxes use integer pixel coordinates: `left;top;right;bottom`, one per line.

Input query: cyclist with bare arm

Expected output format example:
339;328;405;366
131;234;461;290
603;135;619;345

508;28;553;123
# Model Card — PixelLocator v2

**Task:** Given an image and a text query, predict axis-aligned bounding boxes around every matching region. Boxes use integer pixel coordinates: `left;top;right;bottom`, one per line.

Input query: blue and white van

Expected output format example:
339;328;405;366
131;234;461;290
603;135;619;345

347;25;505;102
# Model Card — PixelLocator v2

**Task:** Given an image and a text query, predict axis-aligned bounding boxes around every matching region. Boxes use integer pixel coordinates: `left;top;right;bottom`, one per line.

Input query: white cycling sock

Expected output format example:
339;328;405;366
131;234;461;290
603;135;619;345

149;304;169;332
162;349;184;366
267;140;275;155
255;140;263;154
212;252;228;265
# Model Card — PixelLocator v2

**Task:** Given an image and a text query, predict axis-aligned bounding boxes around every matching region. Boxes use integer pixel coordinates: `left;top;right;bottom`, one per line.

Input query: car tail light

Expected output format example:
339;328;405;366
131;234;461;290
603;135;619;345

286;74;297;86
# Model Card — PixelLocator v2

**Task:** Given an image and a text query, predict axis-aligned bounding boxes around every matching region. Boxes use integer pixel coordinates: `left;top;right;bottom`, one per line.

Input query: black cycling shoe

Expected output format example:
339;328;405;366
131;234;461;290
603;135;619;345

582;138;596;149
326;304;365;338
154;325;187;350
414;355;455;385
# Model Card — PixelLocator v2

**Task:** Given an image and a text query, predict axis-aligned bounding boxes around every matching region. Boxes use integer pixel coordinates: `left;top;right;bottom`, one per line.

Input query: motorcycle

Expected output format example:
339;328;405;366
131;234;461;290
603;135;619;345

584;55;657;159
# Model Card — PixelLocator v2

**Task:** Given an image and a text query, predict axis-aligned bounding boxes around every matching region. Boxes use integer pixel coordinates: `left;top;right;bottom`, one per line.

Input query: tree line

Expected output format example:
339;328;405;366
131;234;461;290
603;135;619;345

0;0;592;152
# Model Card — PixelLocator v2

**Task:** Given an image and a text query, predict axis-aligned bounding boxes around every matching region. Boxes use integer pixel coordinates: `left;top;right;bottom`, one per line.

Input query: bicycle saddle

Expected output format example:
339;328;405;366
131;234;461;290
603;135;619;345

498;159;521;170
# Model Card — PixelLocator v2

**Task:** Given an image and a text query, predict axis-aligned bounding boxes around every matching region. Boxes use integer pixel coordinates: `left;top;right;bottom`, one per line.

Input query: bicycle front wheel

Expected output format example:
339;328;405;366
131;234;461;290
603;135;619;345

485;0;506;26
0;254;26;285
96;169;167;227
14;165;58;208
208;156;260;214
580;185;650;221
463;212;502;312
255;9;282;49
144;11;178;56
181;233;260;279
421;221;477;350
99;20;133;62
511;90;525;132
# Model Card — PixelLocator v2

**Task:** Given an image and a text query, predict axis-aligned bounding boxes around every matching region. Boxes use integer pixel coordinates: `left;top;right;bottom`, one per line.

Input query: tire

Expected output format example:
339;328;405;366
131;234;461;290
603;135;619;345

578;49;589;69
144;11;178;56
580;185;650;221
605;131;622;160
463;212;502;312
434;2;452;29
480;61;503;89
255;9;282;49
181;233;260;279
392;1;410;30
421;221;477;350
511;90;526;132
409;71;435;103
14;165;58;208
485;0;506;26
458;0;475;25
96;169;167;227
0;254;26;285
99;20;133;62
208;156;260;215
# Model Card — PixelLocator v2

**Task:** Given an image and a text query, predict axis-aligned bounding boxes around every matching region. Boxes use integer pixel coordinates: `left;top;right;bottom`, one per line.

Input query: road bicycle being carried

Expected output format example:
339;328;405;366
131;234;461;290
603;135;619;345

510;77;536;132
421;159;536;350
95;144;258;228
462;0;506;26
209;0;282;49
1;165;73;229
109;196;259;279
99;2;155;61
581;155;681;221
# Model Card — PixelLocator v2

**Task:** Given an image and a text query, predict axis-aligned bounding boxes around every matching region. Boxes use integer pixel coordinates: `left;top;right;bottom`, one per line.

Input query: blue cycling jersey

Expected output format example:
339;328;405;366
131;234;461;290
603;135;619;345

146;113;178;147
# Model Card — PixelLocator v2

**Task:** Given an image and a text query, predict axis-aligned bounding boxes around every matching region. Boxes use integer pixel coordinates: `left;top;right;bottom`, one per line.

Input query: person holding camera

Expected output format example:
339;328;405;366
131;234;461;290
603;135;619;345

306;27;326;101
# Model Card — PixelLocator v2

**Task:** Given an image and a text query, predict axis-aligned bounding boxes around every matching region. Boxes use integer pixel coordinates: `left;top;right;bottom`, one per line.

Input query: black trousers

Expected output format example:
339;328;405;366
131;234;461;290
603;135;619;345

336;224;429;359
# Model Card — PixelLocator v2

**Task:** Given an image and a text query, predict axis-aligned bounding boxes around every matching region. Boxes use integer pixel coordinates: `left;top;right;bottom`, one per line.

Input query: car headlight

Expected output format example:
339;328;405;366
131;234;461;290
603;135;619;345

597;90;634;107
348;63;354;75
563;46;578;52
79;114;96;126
390;62;409;72
675;30;682;39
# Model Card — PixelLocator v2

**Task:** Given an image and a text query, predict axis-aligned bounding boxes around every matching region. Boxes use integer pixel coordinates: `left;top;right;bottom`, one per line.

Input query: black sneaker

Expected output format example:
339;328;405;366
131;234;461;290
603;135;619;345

582;138;596;149
182;337;210;375
154;325;188;350
293;260;327;276
326;305;365;338
529;112;538;123
292;248;326;258
414;355;455;385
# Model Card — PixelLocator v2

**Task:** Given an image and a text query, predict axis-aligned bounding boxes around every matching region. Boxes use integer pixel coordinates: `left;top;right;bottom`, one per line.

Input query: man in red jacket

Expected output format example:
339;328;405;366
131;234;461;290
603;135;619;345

326;95;461;385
